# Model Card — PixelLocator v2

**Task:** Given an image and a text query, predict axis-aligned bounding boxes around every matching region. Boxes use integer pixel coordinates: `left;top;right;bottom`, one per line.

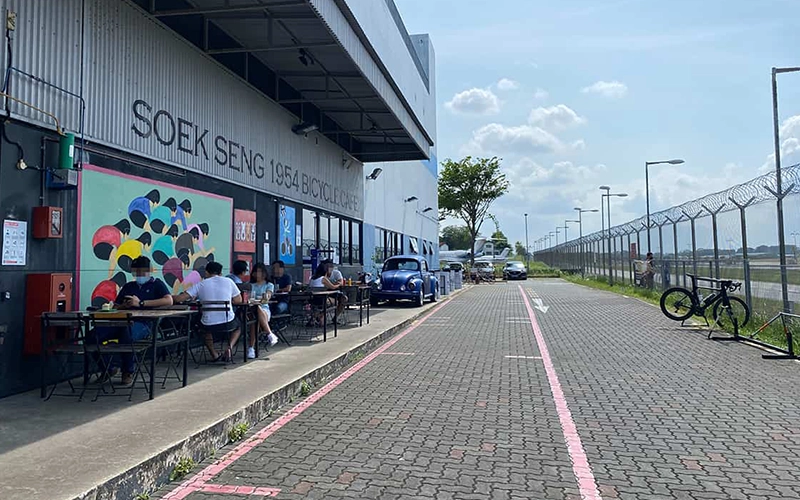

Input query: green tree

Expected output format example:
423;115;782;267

515;241;526;258
491;230;511;251
438;156;509;265
440;225;472;250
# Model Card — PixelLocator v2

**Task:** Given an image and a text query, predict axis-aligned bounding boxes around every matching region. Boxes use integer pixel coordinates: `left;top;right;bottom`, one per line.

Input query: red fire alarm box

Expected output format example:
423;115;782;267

24;273;73;355
32;206;63;239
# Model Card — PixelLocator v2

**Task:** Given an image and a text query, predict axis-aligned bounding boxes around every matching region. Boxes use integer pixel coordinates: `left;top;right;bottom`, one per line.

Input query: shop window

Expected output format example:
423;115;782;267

319;215;329;254
374;227;384;265
330;216;340;264
302;209;317;258
352;223;361;264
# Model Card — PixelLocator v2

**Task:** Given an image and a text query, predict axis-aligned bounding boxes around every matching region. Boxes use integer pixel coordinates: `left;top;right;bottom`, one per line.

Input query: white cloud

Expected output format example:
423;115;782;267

533;88;549;100
496;78;519;91
581;80;628;98
760;114;800;172
445;87;500;115
528;104;587;131
571;139;586;150
462;123;563;156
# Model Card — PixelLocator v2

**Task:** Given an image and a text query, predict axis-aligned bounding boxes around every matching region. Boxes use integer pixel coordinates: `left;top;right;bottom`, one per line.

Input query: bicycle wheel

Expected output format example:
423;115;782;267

660;287;696;321
713;296;750;329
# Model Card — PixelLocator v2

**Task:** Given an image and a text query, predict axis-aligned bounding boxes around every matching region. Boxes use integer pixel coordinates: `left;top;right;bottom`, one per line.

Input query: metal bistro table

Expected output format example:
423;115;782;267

89;308;194;400
291;290;339;342
341;284;371;326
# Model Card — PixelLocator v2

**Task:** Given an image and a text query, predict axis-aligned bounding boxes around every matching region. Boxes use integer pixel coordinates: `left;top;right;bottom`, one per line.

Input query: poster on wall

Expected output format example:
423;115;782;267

233;209;257;254
78;165;233;308
278;205;296;265
2;220;27;266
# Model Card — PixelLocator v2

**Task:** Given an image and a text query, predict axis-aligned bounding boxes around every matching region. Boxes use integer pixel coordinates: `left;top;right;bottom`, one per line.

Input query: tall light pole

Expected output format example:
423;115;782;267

524;213;529;268
575;207;599;278
646;158;684;252
600;186;628;285
771;66;800;314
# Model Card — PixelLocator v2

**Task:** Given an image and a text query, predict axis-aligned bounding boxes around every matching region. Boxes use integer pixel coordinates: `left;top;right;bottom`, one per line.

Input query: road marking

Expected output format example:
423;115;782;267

163;300;452;500
518;285;603;500
381;352;415;355
505;355;543;359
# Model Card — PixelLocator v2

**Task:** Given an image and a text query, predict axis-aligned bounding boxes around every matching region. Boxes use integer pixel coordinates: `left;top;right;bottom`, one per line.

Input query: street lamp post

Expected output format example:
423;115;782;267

770;66;800;314
565;220;579;268
524;213;529;268
575;207;599;278
646;159;684;252
600;186;628;285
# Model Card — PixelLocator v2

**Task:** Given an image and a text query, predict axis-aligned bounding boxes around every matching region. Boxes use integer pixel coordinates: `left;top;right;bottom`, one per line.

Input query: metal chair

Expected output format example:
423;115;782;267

195;301;240;366
40;312;87;401
85;312;150;401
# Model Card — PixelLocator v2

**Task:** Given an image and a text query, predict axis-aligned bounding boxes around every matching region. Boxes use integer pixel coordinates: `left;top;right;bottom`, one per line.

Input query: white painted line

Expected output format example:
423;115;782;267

505;355;543;359
381;352;415;356
518;285;603;500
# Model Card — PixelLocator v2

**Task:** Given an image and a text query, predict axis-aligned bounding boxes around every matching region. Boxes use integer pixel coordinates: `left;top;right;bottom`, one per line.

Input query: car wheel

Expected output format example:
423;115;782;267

431;284;439;302
414;289;424;307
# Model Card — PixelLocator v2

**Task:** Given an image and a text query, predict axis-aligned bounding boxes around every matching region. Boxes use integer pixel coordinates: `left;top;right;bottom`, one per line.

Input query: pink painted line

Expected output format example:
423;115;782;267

199;484;280;496
518;286;603;500
163;302;450;499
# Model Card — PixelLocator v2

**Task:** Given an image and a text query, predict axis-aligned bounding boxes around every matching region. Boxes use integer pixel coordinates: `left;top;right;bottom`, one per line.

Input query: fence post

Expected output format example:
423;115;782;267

730;195;756;311
665;215;683;288
701;203;725;279
682;211;703;277
627;231;633;285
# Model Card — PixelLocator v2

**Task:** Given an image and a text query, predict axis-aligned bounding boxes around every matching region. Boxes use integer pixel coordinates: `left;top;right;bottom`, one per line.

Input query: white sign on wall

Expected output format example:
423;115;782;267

2;220;27;266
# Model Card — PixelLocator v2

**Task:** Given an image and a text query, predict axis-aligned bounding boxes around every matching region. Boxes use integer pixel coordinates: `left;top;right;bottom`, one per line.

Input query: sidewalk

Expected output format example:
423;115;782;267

0;291;464;500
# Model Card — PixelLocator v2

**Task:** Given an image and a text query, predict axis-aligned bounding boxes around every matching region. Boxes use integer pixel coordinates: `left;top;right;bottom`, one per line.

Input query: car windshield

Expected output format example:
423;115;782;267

506;262;524;269
384;259;420;272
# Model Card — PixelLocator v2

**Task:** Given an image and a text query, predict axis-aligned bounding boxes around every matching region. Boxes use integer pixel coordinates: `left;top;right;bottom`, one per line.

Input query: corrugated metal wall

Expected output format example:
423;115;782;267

3;0;365;220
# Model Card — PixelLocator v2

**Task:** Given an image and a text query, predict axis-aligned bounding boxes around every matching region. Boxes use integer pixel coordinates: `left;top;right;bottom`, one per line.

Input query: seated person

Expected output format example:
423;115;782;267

322;259;348;313
226;259;249;285
89;256;173;386
271;260;292;314
309;262;348;322
250;263;279;354
174;261;242;362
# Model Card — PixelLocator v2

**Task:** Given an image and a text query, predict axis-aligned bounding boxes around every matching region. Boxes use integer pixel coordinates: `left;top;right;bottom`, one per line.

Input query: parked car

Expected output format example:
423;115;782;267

503;261;527;280
448;262;464;275
371;255;439;307
470;261;495;281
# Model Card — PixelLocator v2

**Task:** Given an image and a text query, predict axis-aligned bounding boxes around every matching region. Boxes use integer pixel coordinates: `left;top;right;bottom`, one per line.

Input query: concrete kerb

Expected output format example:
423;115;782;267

78;287;469;500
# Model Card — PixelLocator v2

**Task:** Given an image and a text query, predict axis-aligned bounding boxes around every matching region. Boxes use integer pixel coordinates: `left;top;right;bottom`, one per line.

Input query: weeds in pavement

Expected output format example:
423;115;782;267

228;423;249;443
300;380;311;397
349;351;365;364
169;457;196;481
135;494;150;500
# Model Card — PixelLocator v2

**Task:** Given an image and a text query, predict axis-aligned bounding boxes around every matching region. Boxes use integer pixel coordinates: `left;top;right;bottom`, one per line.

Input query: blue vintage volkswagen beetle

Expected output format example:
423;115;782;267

371;255;439;307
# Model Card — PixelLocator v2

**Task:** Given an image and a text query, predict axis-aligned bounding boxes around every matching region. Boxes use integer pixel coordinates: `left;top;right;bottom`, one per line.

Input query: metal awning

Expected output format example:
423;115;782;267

133;0;431;162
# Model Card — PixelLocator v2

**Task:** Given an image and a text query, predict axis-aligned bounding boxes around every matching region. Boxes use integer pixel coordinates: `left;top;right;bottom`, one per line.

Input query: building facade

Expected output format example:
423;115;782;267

0;0;436;397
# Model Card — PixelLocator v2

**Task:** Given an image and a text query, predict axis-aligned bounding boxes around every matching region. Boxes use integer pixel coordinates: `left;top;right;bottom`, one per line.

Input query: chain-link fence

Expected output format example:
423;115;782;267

537;162;800;329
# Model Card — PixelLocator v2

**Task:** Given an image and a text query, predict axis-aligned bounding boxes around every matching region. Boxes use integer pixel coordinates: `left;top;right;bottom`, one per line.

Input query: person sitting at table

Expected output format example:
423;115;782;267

174;261;242;362
310;262;348;321
323;260;349;315
89;256;173;386
271;260;292;314
250;263;279;354
226;259;249;285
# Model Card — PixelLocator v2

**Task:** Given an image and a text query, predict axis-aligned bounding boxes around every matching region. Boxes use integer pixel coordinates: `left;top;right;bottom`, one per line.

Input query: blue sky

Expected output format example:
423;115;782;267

396;0;800;250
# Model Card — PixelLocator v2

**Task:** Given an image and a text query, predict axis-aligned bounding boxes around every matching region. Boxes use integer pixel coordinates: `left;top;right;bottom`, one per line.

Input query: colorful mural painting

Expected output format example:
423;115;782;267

79;165;233;308
278;204;296;265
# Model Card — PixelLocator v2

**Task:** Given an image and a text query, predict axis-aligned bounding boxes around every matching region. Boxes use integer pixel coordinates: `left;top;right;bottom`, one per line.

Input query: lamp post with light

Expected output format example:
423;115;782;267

600;186;628;285
574;207;599;278
646;159;684;252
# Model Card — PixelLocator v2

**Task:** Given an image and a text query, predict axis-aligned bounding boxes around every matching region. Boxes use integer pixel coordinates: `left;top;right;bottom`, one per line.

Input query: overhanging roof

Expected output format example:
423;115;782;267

132;0;432;162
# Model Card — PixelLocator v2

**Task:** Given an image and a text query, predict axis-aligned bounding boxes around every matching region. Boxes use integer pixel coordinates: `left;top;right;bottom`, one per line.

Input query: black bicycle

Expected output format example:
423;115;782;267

660;274;750;333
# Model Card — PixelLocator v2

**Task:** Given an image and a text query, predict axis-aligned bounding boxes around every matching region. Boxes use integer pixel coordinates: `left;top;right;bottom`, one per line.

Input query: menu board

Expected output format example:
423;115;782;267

2;220;27;266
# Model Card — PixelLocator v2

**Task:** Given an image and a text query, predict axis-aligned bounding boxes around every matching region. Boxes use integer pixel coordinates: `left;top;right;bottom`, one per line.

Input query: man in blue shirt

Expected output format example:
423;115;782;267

226;260;249;285
271;260;292;313
90;256;173;386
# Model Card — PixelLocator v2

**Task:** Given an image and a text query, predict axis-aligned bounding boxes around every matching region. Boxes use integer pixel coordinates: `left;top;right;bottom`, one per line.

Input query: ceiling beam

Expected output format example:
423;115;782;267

153;2;305;17
279;96;379;104
207;42;337;55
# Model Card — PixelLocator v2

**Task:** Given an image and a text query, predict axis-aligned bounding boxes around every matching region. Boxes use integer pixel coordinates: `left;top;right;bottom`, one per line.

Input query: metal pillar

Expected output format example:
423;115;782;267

682;211;703;277
627;231;633;285
730;196;756;310
701;203;725;279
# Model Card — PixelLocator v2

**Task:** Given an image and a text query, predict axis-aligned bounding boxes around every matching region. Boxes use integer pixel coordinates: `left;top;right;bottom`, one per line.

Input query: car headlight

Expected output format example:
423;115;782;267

408;281;416;290
400;285;406;291
375;281;382;290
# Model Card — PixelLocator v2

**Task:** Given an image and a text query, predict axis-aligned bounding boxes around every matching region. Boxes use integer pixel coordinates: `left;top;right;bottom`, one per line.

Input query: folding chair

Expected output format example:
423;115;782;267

154;315;190;388
40;312;87;400
85;312;151;401
195;301;240;366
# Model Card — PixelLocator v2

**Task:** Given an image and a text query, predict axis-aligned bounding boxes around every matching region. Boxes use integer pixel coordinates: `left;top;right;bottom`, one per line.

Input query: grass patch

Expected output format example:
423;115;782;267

526;261;562;278
300;380;312;397
227;423;249;443
135;494;150;500
565;275;799;353
169;457;196;482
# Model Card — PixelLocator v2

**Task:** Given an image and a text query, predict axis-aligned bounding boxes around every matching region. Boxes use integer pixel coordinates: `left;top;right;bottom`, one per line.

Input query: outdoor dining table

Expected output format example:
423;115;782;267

85;308;195;400
289;290;339;342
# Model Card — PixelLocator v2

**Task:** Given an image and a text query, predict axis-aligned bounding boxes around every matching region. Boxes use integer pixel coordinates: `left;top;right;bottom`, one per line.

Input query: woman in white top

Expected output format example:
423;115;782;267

309;263;342;325
250;263;279;353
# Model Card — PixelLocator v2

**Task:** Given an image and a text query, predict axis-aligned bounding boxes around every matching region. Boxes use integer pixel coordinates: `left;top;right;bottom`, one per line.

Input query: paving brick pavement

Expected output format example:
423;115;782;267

153;280;800;500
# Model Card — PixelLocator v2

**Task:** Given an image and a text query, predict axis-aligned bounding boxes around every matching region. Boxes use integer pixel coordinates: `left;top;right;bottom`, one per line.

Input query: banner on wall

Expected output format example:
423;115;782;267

78;165;233;308
278;205;296;265
233;209;257;254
